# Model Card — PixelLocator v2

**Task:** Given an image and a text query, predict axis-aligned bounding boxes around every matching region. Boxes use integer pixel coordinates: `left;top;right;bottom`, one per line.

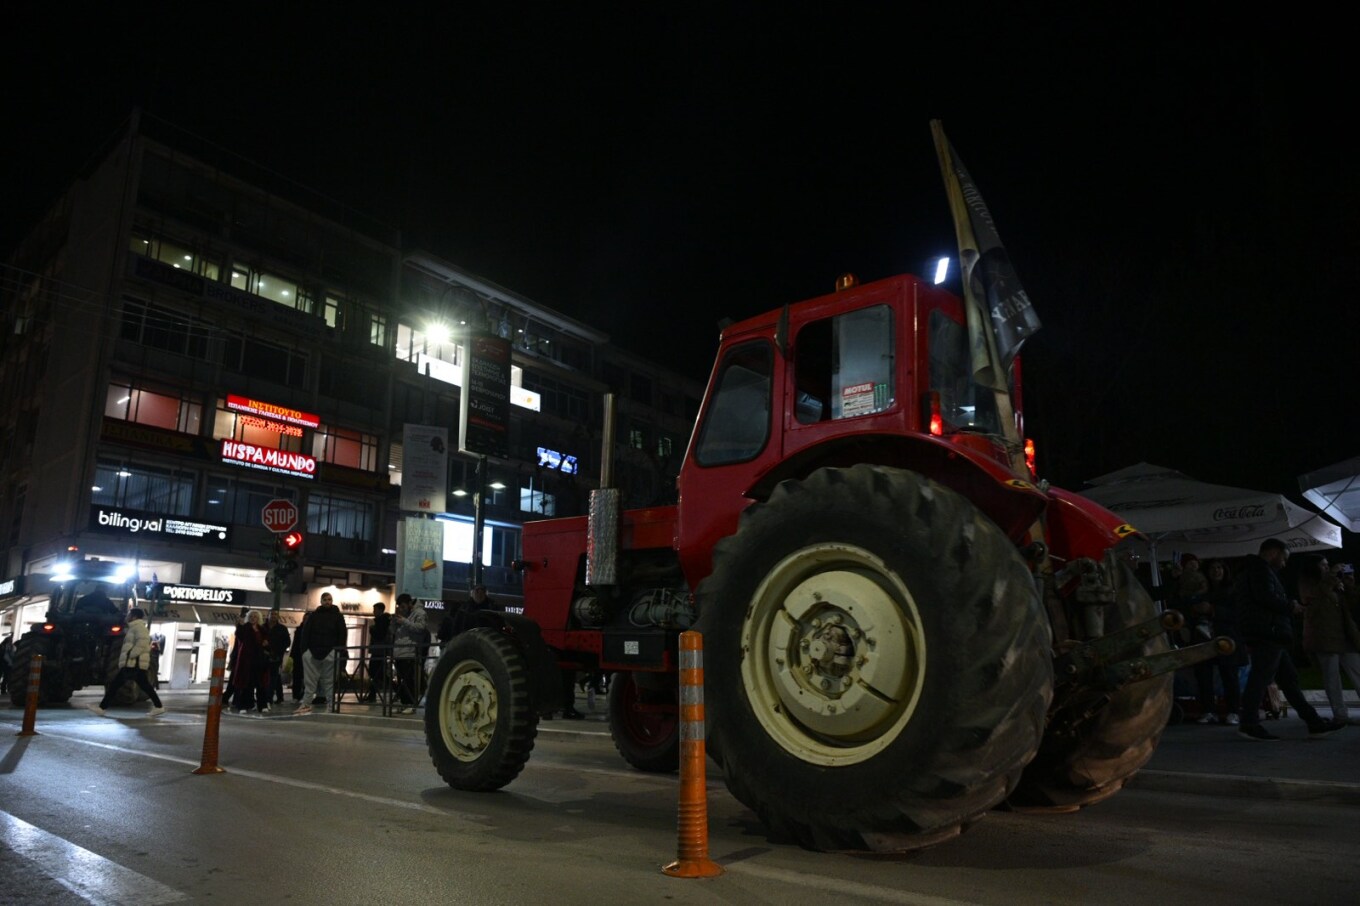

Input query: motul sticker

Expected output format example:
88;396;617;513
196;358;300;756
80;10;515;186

841;382;876;417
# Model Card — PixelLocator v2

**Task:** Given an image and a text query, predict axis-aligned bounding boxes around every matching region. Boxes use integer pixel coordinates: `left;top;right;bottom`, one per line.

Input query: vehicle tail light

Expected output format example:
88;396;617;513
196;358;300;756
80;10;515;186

1024;438;1037;478
110;625;123;634
923;391;943;437
42;622;55;633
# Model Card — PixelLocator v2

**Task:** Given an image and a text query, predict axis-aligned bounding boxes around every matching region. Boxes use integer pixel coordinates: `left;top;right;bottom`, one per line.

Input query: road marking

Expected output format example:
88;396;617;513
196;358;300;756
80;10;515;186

727;861;982;905
0;809;187;905
14;731;471;819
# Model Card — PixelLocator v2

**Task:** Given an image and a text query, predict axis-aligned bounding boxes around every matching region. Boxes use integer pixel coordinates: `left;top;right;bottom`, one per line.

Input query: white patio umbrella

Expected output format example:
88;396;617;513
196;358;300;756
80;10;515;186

1298;455;1360;533
1082;462;1343;586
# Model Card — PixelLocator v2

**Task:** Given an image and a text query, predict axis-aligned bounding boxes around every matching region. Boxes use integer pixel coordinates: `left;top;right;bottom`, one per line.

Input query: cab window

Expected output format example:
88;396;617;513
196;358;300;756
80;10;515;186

794;304;895;424
694;342;772;466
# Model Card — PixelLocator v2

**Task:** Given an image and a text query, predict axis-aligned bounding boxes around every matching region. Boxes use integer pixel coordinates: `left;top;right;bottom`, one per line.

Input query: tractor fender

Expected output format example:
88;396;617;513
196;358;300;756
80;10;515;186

749;432;1048;543
1042;486;1139;561
469;611;565;714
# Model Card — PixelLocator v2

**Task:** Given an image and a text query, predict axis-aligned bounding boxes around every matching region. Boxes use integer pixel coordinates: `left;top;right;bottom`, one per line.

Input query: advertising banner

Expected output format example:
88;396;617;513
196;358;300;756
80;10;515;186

397;518;445;600
88;505;231;546
401;424;449;513
458;333;511;458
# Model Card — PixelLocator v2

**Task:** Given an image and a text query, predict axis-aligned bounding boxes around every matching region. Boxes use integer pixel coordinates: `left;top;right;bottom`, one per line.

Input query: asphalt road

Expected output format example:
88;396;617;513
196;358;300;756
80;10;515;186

1;693;1358;905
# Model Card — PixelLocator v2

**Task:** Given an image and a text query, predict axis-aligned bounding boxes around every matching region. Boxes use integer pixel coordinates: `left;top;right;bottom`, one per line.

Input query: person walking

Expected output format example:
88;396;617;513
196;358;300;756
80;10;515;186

1236;539;1345;741
0;634;12;694
266;612;291;705
1301;556;1360;726
294;593;347;716
391;594;427;714
363;602;390;703
87;607;165;717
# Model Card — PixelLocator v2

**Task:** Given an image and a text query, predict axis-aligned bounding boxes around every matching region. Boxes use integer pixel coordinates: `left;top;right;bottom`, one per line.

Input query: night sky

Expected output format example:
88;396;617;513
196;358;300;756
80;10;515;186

4;10;1356;549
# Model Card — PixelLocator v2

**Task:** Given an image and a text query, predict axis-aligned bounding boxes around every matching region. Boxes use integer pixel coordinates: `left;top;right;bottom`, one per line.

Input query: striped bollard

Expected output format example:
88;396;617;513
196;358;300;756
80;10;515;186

662;630;723;878
193;646;228;775
17;653;42;737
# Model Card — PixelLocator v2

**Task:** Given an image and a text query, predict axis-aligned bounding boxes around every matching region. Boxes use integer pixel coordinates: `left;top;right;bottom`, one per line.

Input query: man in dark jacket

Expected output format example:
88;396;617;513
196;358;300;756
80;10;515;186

266;612;291;704
1237;538;1344;740
363;602;391;702
295;593;347;715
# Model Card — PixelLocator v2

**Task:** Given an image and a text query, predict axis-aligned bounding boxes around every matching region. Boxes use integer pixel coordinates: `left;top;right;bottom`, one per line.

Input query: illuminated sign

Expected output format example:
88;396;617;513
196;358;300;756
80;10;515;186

141;582;249;605
0;576;23;598
220;440;317;480
89;506;231;546
536;446;579;474
239;414;304;437
225;394;320;429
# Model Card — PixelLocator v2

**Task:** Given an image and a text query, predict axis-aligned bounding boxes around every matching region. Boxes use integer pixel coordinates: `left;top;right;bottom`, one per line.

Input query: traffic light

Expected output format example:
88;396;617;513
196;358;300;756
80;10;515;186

267;531;305;591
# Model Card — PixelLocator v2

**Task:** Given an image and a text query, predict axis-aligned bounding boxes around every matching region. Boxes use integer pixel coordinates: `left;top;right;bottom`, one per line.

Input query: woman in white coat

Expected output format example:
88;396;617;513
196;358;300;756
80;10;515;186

88;607;166;717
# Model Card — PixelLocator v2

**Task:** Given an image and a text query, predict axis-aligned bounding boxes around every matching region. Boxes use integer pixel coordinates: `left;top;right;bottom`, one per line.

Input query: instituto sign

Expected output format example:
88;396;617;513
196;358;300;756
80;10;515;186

225;394;320;429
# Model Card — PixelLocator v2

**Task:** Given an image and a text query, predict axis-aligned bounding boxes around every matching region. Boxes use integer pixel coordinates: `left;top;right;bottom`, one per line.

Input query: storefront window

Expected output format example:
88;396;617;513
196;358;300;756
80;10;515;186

92;461;196;516
212;401;303;452
204;477;295;526
106;379;202;434
308;493;374;541
313;424;378;471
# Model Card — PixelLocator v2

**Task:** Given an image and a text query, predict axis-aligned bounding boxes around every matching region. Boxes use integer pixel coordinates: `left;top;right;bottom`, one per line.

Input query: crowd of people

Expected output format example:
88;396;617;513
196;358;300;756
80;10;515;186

1160;539;1360;740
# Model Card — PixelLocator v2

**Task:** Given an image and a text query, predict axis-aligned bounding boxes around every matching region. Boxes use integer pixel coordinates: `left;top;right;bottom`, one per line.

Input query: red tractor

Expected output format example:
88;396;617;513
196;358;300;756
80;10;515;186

424;272;1219;851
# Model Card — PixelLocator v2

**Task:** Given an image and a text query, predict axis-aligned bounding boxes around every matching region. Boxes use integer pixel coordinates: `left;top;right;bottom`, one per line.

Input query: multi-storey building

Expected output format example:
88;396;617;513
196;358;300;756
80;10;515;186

0;112;702;686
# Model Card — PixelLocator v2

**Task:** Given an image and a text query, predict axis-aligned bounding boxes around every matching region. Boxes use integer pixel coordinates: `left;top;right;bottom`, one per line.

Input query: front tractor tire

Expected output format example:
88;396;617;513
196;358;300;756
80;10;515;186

697;465;1053;852
1007;560;1173;811
608;671;680;773
425;628;539;792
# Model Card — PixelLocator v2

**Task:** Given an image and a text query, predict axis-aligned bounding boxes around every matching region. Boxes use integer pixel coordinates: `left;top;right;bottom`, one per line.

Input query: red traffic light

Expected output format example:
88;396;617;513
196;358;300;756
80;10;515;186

281;530;304;551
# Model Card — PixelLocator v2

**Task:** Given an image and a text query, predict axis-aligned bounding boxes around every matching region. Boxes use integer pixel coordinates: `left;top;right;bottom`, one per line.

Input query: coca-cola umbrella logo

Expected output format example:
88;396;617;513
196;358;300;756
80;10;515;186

1212;504;1267;521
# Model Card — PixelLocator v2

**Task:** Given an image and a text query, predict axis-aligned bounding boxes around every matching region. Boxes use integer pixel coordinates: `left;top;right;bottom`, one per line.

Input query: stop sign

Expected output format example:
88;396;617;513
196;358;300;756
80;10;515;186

261;498;299;534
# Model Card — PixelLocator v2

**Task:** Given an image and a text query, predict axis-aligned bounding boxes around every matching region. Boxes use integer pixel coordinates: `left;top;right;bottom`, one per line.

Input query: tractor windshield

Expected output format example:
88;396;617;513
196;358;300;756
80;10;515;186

927;310;1004;435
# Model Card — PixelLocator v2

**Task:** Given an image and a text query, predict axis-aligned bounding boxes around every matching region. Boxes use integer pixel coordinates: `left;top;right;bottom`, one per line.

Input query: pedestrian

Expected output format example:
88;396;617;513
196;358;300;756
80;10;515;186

289;611;309;702
230;610;272;715
391;593;428;714
444;583;500;641
266;612;291;705
1300;556;1360;726
1192;559;1245;724
363;601;390;702
0;634;12;694
1236;539;1346;741
294;592;347;715
87;607;165;717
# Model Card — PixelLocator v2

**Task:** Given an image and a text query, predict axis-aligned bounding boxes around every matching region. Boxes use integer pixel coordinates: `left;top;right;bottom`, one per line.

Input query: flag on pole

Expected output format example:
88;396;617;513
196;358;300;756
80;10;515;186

930;120;1041;391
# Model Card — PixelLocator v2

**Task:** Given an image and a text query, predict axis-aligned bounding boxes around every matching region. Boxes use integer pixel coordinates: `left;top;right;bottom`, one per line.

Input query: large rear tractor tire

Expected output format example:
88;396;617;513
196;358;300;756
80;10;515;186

1007;560;1173;811
608;671;680;773
9;635;73;706
697;465;1053;852
425;629;539;791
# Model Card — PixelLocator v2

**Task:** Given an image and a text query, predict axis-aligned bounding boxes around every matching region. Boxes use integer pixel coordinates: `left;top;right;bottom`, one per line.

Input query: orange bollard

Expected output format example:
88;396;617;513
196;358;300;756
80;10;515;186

662;630;723;878
16;654;42;737
193;646;228;775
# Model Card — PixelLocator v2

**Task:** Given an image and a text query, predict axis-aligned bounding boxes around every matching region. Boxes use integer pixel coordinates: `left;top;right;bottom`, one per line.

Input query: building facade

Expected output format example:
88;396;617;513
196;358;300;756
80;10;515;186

0;112;703;685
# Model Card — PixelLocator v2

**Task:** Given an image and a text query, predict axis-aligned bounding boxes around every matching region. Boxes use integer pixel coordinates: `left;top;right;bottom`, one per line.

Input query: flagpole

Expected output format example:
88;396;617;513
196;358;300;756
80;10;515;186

929;120;1022;452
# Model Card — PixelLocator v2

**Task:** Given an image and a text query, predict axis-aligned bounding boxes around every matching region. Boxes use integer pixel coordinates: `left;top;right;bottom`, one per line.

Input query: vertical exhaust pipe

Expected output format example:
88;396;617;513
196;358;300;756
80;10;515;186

587;393;619;587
